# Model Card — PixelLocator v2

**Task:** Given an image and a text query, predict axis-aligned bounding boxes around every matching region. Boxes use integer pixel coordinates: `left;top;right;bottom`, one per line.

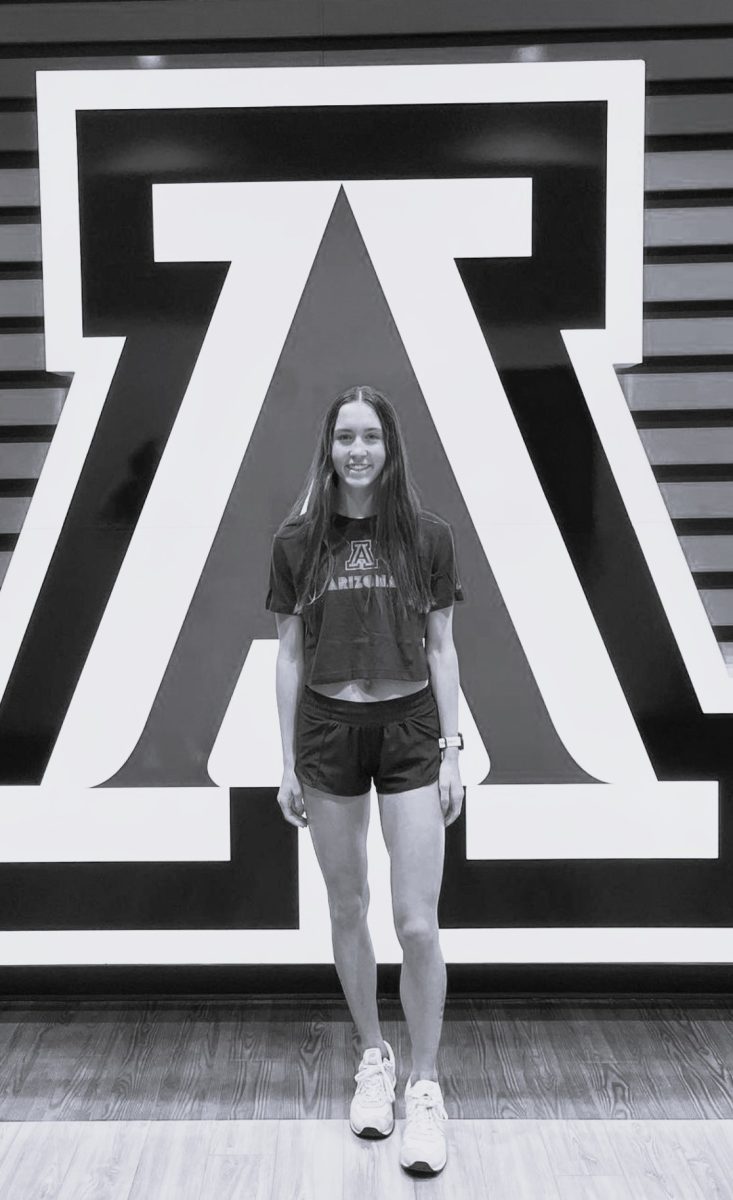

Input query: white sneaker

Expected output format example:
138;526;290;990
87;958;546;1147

400;1077;448;1174
349;1041;396;1138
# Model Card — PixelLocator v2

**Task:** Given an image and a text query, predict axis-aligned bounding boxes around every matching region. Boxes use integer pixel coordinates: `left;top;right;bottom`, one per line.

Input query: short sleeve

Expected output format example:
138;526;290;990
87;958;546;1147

265;536;298;615
429;521;465;611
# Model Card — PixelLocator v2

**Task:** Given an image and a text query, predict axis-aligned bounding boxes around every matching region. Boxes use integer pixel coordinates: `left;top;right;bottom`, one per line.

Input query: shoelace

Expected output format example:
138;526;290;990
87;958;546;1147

354;1059;396;1106
405;1091;448;1137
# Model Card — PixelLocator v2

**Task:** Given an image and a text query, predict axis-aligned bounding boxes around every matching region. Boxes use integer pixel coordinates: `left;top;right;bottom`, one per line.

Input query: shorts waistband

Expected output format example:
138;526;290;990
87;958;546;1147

301;683;434;726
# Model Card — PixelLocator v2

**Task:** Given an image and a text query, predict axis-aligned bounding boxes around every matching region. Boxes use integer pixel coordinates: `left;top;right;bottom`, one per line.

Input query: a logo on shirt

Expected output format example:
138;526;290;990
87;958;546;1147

345;538;378;571
329;537;396;591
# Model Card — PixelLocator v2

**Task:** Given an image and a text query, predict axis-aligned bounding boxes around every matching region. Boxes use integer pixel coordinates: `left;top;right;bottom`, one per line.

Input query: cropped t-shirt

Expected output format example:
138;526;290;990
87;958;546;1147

265;510;465;685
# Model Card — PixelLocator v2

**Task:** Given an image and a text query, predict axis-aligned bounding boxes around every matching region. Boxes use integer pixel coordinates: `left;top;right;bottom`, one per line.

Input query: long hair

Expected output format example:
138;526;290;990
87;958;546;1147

276;385;433;618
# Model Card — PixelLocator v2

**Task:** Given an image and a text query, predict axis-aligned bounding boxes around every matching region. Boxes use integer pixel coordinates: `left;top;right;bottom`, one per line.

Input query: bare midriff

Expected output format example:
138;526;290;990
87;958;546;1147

308;677;429;702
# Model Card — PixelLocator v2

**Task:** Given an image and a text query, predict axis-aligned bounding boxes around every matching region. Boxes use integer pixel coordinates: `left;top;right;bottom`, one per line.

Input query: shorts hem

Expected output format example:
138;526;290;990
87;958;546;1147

375;774;441;795
298;774;372;798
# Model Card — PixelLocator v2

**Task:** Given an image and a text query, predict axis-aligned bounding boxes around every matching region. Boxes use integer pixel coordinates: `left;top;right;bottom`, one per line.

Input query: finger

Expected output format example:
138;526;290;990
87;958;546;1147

277;798;306;828
290;799;308;827
447;795;463;826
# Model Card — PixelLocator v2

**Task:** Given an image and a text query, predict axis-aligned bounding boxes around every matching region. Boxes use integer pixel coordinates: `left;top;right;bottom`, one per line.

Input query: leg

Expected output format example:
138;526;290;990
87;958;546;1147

303;781;388;1057
377;781;446;1083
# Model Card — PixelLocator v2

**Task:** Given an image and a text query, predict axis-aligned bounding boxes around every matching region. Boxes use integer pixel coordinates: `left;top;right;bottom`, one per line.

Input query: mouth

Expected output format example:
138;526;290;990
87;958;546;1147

347;464;371;473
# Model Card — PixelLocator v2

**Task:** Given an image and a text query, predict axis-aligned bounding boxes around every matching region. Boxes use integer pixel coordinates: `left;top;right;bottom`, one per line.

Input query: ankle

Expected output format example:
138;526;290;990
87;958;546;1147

409;1069;439;1086
361;1038;389;1059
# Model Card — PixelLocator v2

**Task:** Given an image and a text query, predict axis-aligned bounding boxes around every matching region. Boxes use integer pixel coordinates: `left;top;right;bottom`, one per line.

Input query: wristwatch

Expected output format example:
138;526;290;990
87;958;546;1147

438;733;464;750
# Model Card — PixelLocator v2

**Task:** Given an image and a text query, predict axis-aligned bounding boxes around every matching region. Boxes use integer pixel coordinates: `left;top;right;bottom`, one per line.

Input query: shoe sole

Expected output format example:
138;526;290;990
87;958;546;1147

401;1159;446;1175
349;1119;394;1139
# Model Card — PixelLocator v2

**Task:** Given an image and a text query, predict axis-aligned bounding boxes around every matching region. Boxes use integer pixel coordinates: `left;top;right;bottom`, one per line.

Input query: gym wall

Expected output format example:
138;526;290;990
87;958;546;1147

0;2;732;992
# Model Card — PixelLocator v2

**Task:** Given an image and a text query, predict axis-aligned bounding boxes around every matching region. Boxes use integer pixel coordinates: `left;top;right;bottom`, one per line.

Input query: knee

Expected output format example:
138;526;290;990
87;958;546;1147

329;884;370;928
394;911;439;952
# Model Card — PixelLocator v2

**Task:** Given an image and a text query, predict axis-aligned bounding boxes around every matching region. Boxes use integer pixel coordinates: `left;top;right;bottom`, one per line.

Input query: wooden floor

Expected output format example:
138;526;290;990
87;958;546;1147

2;994;733;1121
1;1117;733;1199
1;995;733;1196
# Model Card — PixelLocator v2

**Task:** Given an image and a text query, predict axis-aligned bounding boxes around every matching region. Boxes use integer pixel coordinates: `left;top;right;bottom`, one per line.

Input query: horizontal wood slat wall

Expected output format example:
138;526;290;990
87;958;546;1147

0;0;729;42
320;1;733;37
0;225;41;262
645;207;733;246
0;10;731;668
0;280;42;319
623;373;733;410
0;39;731;99
0;1;730;43
645;151;733;190
0;334;45;373
681;534;733;568
644;318;733;356
0;170;38;207
645;264;733;301
647;94;733;136
660;483;733;517
0;388;63;424
0;443;49;480
640;429;733;463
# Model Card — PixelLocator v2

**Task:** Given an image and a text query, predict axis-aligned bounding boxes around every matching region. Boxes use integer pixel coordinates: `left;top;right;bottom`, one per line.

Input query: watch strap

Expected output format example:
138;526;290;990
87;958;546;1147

438;733;464;750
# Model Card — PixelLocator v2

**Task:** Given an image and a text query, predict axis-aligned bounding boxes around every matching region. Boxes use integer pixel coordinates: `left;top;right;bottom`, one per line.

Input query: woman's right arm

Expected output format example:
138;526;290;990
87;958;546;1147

274;612;308;828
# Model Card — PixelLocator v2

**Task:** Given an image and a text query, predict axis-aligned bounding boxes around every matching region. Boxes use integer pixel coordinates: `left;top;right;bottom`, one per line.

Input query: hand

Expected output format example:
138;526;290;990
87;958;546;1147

438;757;464;827
277;768;308;828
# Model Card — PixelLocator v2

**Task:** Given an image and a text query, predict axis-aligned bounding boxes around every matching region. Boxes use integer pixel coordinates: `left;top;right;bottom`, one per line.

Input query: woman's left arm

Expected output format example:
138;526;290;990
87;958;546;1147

425;606;464;827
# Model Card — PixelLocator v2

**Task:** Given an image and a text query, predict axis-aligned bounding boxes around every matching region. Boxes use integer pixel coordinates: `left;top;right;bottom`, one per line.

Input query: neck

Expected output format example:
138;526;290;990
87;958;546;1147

333;485;378;519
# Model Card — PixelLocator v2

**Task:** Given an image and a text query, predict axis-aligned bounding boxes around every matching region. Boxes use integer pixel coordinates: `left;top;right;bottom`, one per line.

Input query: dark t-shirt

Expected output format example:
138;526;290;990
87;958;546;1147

265;509;464;685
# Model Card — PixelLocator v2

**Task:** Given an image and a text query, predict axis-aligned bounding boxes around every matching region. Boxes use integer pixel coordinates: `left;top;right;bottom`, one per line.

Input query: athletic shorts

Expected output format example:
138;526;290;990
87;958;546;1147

295;682;442;797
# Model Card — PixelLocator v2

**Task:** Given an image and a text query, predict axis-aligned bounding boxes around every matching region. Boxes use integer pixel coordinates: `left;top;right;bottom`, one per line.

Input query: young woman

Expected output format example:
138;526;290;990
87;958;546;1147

265;384;465;1176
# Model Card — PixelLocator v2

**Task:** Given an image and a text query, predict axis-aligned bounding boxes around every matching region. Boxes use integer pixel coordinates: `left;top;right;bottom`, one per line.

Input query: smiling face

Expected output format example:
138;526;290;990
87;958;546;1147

331;399;387;493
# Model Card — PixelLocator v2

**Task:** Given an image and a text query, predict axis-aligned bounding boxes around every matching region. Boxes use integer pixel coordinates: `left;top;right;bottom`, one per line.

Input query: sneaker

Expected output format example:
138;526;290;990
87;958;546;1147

399;1077;448;1174
349;1041;396;1138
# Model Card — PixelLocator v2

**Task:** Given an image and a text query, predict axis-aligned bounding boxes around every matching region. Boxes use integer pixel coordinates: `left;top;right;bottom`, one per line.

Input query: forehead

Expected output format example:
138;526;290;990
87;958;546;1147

334;400;382;430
